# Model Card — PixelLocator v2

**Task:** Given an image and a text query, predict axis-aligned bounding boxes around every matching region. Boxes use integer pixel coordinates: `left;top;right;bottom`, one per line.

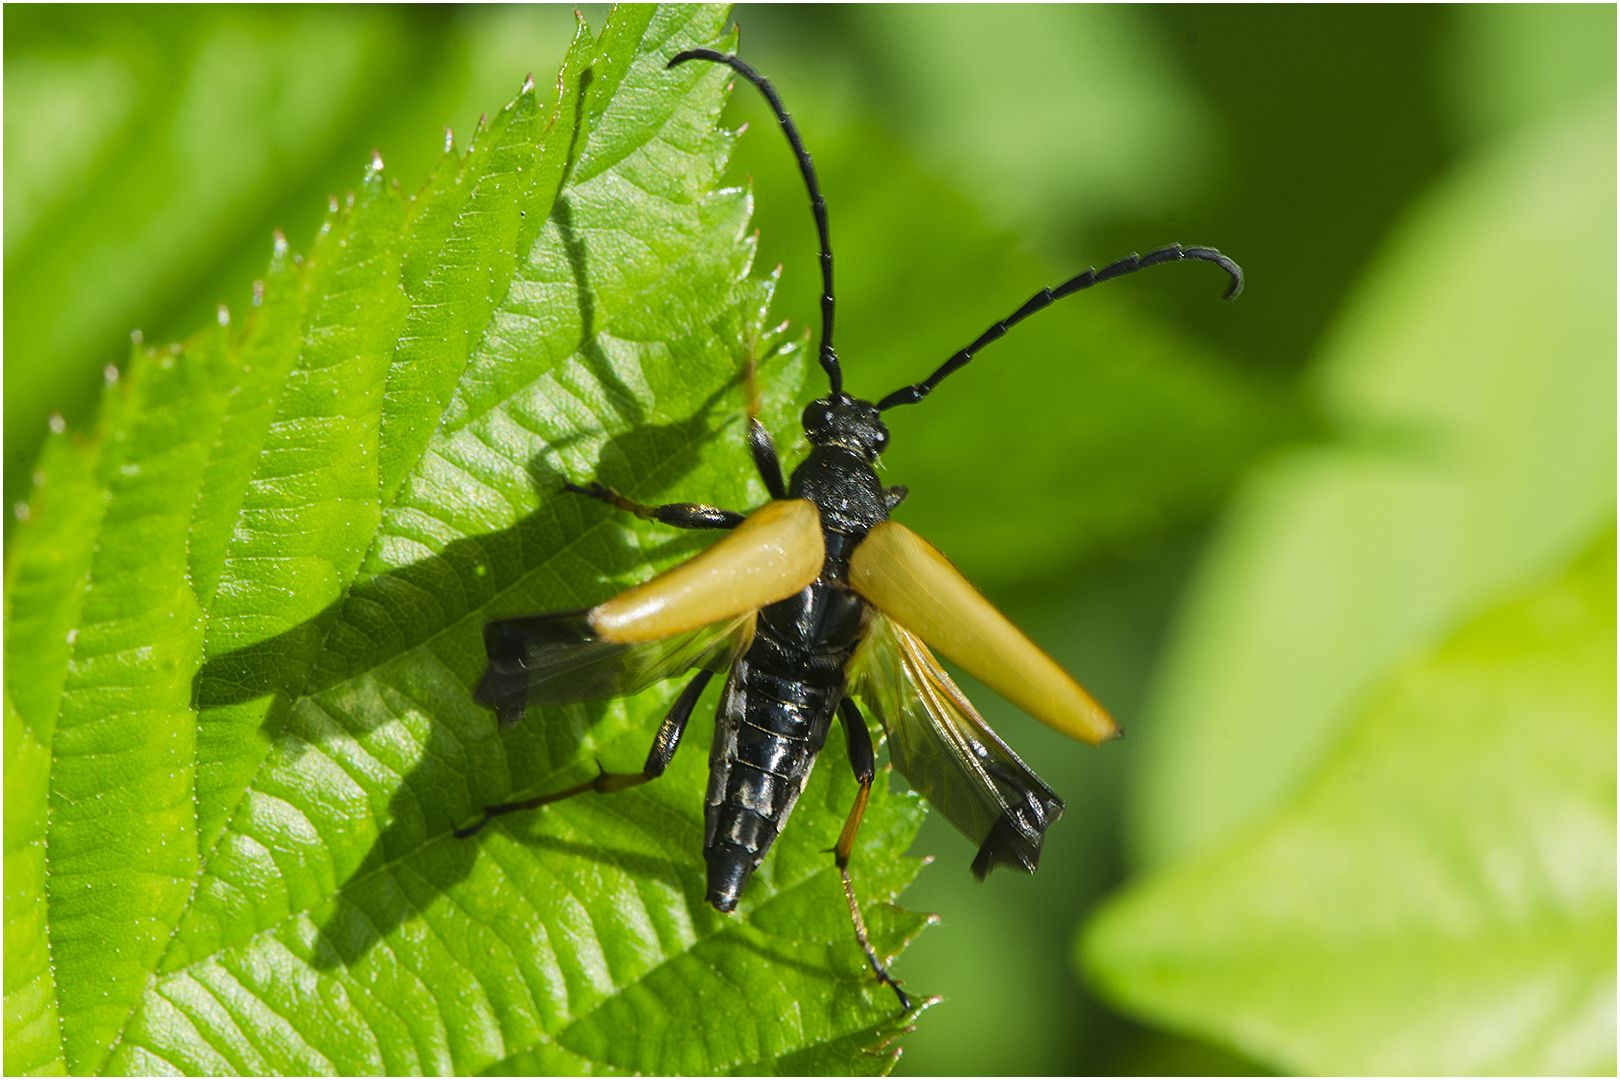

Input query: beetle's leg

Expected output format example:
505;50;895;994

883;485;909;512
834;697;911;1011
564;481;744;530
748;421;787;500
455;670;713;838
638;669;712;778
742;358;789;500
835;698;877;862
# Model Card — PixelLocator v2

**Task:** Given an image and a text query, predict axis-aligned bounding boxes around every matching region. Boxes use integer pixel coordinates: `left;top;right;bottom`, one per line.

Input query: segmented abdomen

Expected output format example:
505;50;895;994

703;625;847;911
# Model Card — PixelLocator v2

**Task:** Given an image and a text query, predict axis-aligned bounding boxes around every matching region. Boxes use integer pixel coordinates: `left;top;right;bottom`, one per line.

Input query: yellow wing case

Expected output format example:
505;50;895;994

848;520;1119;746
590;499;825;643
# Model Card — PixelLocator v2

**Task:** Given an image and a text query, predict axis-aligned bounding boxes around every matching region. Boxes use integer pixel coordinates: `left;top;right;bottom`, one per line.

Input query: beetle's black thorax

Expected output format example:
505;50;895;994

788;444;889;551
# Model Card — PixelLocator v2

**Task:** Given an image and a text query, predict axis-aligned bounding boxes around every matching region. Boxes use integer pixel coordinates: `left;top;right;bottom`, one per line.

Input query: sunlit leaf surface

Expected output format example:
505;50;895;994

3;7;930;1074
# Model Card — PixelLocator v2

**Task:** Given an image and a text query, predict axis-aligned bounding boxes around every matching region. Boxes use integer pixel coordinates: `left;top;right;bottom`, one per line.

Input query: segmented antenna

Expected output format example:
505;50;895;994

878;245;1244;411
668;48;843;396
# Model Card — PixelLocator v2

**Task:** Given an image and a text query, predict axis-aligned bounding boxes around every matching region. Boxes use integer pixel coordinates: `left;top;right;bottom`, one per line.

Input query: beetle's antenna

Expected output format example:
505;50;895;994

669;48;843;397
877;245;1244;411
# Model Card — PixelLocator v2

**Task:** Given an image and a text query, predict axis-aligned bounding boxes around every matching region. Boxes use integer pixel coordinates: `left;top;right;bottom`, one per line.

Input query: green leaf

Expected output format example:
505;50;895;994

1130;94;1617;869
4;7;930;1074
1084;527;1616;1074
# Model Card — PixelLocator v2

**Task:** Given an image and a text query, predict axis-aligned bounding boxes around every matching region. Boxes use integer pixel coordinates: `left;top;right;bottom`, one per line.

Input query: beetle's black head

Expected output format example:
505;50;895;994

801;393;889;461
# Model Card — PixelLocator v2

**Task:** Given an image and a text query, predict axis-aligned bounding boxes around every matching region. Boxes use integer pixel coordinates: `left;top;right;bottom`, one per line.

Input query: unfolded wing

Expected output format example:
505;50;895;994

848;614;1064;878
475;611;754;729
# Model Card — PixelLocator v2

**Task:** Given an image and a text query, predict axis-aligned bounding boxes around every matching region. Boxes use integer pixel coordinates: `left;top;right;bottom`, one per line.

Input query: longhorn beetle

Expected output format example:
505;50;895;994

458;49;1243;1010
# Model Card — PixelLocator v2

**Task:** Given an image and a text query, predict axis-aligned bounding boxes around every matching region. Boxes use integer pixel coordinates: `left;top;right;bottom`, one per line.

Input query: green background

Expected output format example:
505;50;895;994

6;5;1614;1075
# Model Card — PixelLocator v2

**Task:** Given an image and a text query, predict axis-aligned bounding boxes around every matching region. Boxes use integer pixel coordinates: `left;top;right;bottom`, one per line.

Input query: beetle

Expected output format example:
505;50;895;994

457;49;1243;1010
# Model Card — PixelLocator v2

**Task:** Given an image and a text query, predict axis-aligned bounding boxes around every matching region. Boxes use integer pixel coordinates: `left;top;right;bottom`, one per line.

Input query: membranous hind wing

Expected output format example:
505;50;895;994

850;615;1063;878
476;498;824;728
477;612;755;729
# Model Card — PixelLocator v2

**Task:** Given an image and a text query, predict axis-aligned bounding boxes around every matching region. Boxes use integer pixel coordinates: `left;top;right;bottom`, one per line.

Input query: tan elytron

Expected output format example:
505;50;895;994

590;499;824;643
848;520;1119;745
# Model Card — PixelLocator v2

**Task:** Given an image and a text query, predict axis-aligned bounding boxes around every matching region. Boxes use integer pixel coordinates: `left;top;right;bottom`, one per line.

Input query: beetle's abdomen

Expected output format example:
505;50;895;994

703;582;865;911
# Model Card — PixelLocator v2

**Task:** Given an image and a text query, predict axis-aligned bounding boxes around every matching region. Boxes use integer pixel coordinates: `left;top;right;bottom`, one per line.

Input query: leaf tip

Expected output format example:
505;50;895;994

216;304;230;327
47;412;65;435
443;126;454;153
129;328;143;345
368;148;385;175
103;363;119;387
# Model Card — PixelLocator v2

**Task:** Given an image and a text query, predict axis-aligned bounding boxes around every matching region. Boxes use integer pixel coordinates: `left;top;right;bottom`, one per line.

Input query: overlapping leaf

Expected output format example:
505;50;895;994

1085;529;1616;1074
4;7;930;1074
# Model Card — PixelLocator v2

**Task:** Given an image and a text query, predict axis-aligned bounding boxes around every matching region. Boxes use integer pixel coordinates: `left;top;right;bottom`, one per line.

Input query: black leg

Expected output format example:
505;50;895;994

564;481;744;530
740;355;789;502
455;670;712;839
833;698;910;1011
838;697;876;791
877;244;1245;411
641;670;711;778
748;420;787;501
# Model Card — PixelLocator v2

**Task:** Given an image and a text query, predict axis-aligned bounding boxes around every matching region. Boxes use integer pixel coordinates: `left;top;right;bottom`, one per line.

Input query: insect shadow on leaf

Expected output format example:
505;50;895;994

190;379;751;974
552;65;598;349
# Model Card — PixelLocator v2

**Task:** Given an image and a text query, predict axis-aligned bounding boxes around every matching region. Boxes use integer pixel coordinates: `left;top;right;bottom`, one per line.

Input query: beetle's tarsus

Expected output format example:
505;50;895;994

453;809;495;839
842;864;910;1011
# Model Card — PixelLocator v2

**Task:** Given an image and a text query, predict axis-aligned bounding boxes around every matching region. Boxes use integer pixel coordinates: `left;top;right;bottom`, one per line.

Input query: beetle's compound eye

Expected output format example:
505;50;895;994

801;399;832;438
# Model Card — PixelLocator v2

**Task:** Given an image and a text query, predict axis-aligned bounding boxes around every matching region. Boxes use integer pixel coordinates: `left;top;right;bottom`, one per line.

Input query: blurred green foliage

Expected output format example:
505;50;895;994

1089;526;1616;1074
1132;90;1617;871
5;3;1614;1076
